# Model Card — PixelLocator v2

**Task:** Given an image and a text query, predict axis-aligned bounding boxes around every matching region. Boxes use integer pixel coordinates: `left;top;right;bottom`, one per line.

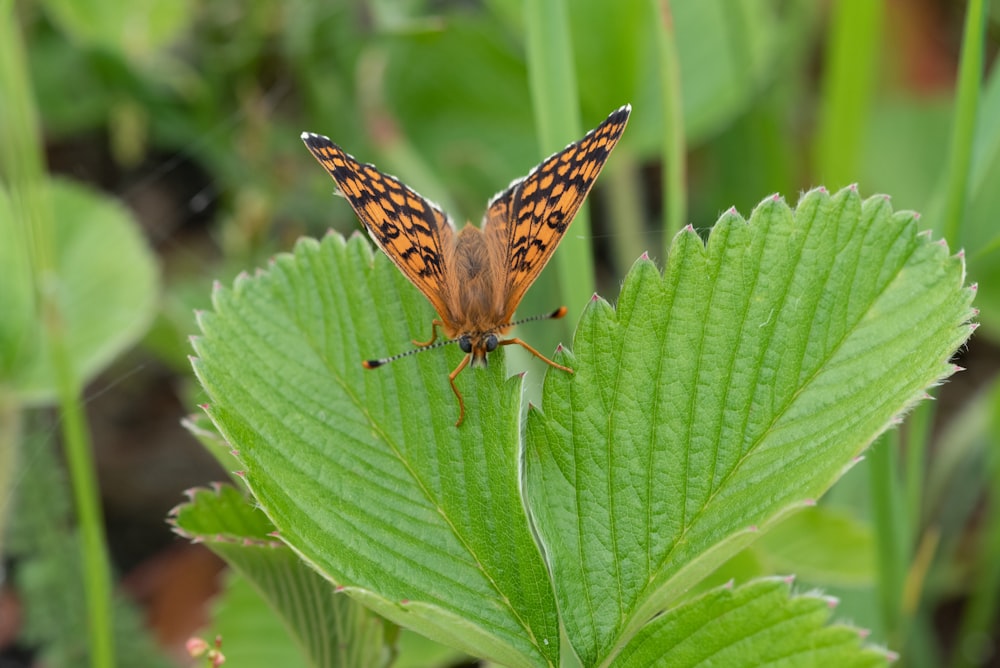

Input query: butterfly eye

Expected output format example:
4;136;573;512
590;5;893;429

458;336;473;354
485;334;499;352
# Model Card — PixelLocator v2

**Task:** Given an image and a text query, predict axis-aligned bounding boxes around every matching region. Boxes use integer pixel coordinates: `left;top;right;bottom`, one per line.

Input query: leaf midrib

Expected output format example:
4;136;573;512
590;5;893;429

651;201;919;589
309;249;552;662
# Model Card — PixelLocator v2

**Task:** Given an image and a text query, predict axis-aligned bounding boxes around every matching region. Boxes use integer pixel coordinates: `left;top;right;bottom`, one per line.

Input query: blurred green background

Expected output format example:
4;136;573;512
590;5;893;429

2;0;999;666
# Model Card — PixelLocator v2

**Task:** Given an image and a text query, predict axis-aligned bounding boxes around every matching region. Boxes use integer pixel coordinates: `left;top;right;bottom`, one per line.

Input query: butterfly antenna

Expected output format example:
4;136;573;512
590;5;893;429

506;306;568;329
362;338;459;369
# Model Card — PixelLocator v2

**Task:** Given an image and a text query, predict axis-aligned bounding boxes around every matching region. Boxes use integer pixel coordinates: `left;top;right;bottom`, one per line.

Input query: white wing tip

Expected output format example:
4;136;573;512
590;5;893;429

301;131;332;144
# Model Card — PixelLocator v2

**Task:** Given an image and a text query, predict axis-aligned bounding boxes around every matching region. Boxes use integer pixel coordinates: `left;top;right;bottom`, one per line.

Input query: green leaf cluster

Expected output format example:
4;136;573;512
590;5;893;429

183;186;973;666
6;429;172;668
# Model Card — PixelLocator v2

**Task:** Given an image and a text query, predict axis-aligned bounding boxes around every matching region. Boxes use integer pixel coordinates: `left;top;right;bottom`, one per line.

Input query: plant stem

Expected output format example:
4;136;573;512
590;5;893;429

654;0;686;245
0;5;115;666
815;0;883;188
0;392;20;554
524;0;595;313
903;399;933;549
941;0;989;248
55;333;116;668
951;383;1000;668
869;430;906;652
604;151;648;273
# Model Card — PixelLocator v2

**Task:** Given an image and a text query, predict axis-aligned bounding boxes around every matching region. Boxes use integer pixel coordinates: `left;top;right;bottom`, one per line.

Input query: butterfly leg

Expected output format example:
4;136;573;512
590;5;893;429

413;319;445;347
499;339;573;374
449;354;471;426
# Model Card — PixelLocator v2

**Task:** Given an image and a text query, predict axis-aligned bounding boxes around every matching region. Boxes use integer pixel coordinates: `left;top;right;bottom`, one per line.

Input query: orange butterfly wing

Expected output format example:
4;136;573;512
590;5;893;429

301;132;455;321
483;105;631;322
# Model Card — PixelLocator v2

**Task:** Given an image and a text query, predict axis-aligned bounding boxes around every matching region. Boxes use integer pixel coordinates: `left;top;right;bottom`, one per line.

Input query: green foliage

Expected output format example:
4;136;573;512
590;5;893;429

5;0;995;664
41;0;193;57
0;179;159;403
192;234;560;666
611;578;886;668
523;187;971;664
187;185;971;666
209;570;318;668
6;429;171;668
2;5;162;663
754;506;875;587
174;484;471;668
172;485;388;667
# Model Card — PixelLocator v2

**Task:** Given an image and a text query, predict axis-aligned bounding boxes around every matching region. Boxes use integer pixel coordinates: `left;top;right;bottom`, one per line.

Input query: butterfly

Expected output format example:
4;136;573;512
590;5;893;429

302;105;630;425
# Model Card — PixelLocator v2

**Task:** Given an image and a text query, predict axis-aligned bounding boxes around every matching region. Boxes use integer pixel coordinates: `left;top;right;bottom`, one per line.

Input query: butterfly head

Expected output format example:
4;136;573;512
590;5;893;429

458;332;499;368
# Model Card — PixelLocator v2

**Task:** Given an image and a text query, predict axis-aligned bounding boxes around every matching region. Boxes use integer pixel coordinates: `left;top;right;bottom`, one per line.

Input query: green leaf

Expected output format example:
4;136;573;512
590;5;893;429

0;179;159;403
190;235;560;668
191;186;971;666
41;0;192;57
171;484;386;668
754;506;875;587
524;187;974;664
209;570;309;668
696;506;876;596
611;578;890;667
0;187;32;381
205;569;470;668
181;412;242;484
